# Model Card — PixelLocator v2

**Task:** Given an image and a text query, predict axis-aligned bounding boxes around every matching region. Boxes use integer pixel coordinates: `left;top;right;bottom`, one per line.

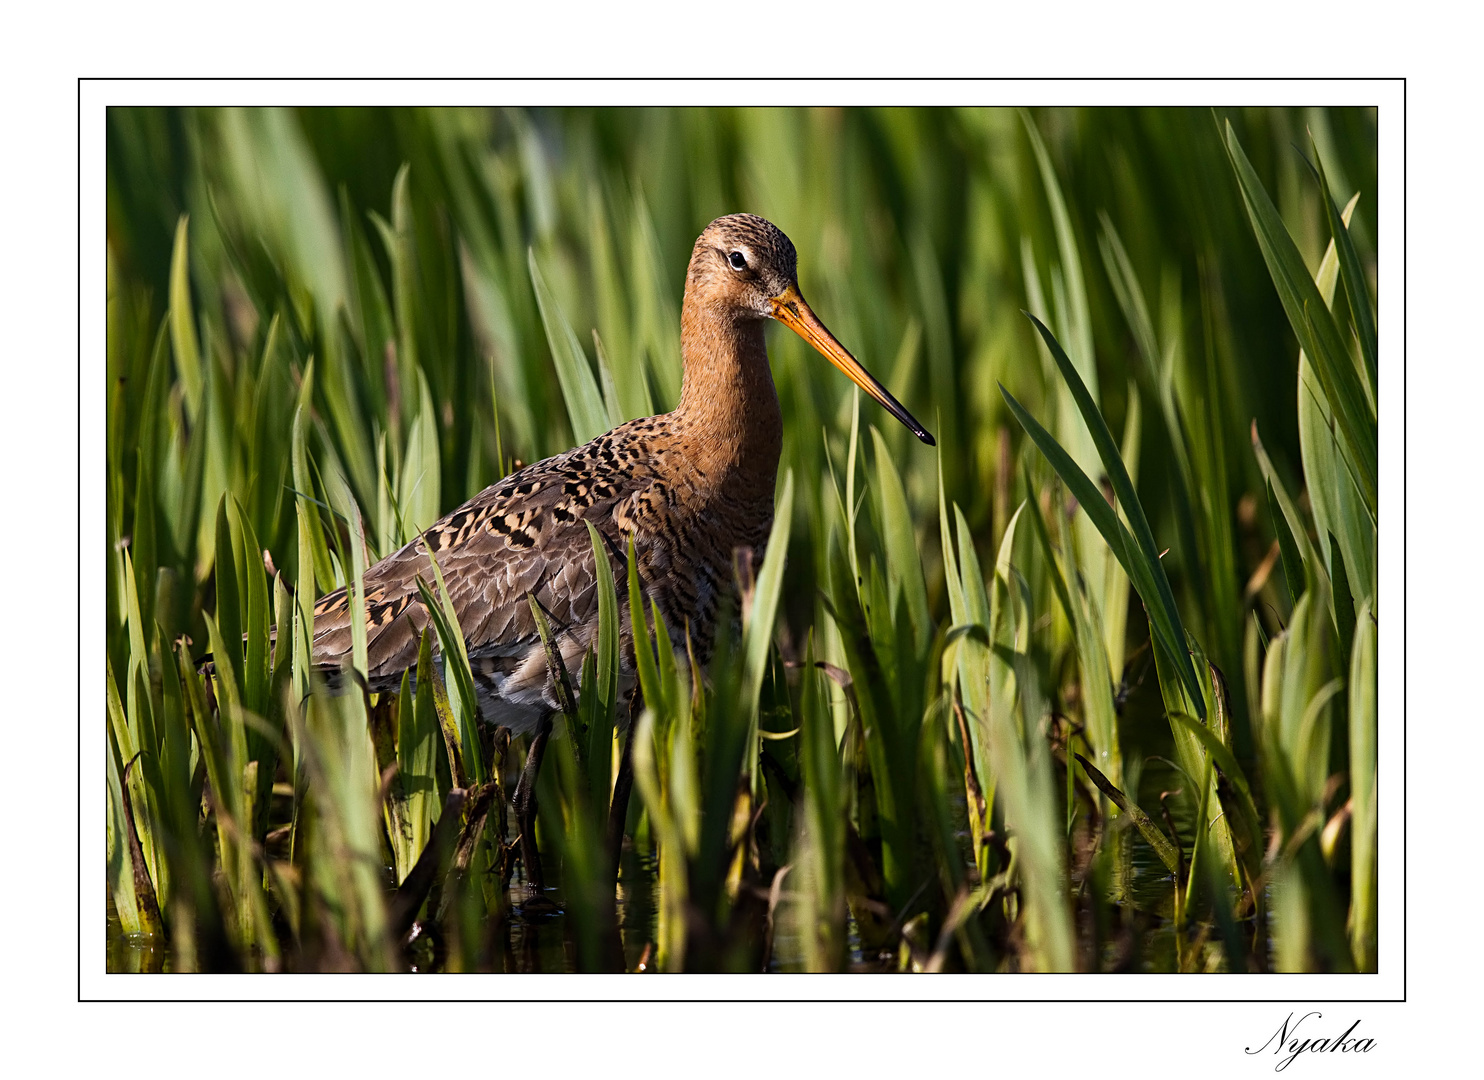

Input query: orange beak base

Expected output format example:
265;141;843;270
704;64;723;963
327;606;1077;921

769;285;935;446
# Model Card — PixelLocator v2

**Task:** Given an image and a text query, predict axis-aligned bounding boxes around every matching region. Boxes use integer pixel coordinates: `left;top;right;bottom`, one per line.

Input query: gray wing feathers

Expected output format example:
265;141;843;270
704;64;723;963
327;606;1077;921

306;439;642;691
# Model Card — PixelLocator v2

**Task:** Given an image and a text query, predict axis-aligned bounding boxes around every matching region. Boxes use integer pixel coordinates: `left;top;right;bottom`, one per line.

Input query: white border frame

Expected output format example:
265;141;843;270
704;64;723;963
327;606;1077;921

81;79;1404;1006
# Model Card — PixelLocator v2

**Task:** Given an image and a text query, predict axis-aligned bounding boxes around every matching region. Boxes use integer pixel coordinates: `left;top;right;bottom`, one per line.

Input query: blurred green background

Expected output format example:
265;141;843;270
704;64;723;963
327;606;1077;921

106;106;1376;632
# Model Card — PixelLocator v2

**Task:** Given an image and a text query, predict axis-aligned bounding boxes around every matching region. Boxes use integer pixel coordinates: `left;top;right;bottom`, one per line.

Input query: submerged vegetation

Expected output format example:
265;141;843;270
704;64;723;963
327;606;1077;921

105;105;1378;973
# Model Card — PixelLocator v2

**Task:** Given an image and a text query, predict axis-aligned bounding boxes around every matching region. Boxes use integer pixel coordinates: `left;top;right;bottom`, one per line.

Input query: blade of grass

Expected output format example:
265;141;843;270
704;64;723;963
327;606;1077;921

168;215;203;417
870;428;930;646
1019;311;1203;718
397;628;444;883
583;521;621;819
1267;479;1303;609
1166;711;1263;878
1000;377;1195;716
414;544;485;784
743;470;795;781
1253;420;1325;598
1349;598;1377;971
1312;143;1377;401
529;248;608;445
1075;752;1180;875
397;367;442;540
1221;118;1376;520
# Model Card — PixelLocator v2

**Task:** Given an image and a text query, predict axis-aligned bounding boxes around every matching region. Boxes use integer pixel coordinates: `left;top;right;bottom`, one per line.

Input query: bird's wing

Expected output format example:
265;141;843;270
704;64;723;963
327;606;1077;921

307;423;662;690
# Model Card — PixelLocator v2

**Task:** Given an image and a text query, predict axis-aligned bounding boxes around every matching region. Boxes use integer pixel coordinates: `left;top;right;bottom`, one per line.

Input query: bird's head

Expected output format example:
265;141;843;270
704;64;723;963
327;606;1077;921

689;213;935;446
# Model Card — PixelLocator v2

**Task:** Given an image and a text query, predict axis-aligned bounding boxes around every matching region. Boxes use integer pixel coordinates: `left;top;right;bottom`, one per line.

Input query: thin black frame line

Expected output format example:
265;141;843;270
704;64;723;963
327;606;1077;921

80;76;1405;82
82;84;1402;1003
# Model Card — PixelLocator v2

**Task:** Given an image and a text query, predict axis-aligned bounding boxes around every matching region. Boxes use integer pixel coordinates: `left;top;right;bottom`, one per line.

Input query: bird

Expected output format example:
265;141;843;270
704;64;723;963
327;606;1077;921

303;213;934;894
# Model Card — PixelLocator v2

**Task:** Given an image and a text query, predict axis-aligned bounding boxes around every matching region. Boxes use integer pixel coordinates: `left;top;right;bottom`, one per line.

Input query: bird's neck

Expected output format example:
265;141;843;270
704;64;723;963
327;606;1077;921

670;301;783;501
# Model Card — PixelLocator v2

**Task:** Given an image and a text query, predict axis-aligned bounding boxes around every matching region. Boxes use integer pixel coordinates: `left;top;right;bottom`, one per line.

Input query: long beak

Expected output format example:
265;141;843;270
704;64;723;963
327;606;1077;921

769;285;935;446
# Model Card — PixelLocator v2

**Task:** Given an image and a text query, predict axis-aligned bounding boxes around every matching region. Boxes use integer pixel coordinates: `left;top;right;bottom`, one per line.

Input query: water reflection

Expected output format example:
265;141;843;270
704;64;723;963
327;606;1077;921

106;795;1230;973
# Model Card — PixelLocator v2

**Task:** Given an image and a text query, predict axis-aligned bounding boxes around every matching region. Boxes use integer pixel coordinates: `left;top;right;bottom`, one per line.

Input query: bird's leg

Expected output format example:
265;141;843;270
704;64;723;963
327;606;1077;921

606;688;642;886
513;714;553;896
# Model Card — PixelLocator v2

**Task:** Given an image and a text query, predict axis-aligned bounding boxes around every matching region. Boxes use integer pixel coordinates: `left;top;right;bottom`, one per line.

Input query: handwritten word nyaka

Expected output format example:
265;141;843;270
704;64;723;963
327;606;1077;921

1246;1012;1375;1072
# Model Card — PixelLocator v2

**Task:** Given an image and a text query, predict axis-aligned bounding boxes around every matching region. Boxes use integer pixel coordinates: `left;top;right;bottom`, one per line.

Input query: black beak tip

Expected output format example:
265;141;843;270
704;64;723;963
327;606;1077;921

917;429;936;447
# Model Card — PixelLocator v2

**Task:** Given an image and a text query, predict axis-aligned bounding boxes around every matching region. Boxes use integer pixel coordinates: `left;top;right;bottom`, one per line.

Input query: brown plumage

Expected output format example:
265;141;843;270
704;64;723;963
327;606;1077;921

306;213;933;734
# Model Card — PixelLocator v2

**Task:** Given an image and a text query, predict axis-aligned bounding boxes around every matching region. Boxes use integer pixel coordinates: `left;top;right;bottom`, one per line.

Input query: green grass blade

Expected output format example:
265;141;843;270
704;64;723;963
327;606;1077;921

1000;381;1138;585
106;706;149;935
1328;533;1357;678
626;536;663;716
1019;312;1203;718
1222;119;1376;519
844;388;863;590
129;424;159;642
290;359;337;595
1312;146;1377;400
1022;111;1094;390
937;446;966;628
1166;711;1262;873
397;367;442;541
954;505;990;629
414;544;484;784
1267;479;1303;609
796;639;845;970
871;427;930;645
585;521;620;719
990;520;1074;970
584;521;620;817
654;597;684;721
1253;421;1325;598
1000;379;1192;714
168;215;203;417
373;164;420;406
211;497;244;698
1075;752;1180;875
1349;597;1377;971
1297;193;1376;610
399;628;444;880
628;192;682;408
418;623;465;791
529;247;608;445
301;681;394;970
595;329;641;423
346;501;371;682
385;671;419;883
1105;382;1141;677
744;470;795;736
629;706;687;970
193;614;250;942
1036;468;1120;787
1021;465;1077;631
1096;214;1160;384
226;494;270;718
341;185;395;414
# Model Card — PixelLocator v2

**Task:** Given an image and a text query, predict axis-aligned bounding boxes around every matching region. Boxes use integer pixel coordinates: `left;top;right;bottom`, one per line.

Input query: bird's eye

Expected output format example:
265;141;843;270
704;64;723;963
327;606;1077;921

728;251;748;271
